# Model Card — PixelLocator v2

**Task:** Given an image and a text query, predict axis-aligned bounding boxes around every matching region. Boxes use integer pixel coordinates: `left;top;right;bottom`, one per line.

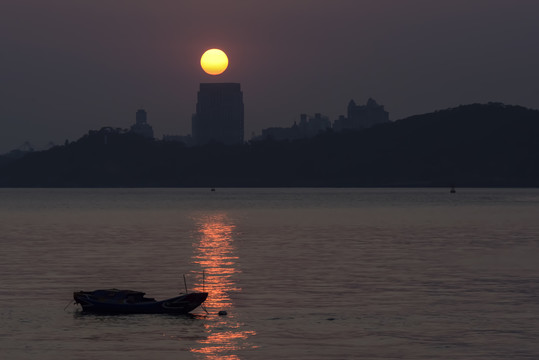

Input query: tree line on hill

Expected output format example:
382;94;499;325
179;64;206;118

1;103;539;187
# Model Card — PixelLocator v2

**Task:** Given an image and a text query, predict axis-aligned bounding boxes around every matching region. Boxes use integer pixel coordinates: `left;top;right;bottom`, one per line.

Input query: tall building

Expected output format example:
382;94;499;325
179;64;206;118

192;83;244;145
130;109;154;139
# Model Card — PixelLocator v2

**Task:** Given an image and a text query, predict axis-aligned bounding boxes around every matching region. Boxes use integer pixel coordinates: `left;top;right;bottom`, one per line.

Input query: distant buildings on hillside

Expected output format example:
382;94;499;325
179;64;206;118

147;90;385;146
256;98;389;141
335;98;390;131
87;108;154;144
24;94;388;154
4;76;393;155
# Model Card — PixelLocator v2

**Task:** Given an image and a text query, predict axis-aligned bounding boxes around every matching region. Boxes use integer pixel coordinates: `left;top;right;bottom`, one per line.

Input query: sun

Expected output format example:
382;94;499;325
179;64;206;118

200;49;229;75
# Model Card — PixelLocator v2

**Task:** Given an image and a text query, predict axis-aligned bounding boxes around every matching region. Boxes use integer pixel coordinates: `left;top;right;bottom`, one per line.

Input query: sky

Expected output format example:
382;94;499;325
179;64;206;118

1;0;539;153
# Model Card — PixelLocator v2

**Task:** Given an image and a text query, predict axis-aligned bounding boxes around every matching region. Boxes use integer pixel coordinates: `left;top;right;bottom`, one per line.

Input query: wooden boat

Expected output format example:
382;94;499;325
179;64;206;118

73;289;208;314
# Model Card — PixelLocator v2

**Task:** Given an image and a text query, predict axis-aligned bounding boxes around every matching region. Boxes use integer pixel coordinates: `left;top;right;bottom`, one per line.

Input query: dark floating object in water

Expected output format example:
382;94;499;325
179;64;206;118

450;186;456;194
73;289;208;314
211;188;216;192
218;310;228;316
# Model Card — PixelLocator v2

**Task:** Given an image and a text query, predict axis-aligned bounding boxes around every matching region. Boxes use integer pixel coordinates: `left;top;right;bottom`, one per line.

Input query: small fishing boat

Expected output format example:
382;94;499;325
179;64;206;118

73;289;208;314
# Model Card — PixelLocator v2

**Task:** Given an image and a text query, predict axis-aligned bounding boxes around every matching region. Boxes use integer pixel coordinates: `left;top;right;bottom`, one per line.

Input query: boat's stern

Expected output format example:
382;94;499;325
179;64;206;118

162;292;208;313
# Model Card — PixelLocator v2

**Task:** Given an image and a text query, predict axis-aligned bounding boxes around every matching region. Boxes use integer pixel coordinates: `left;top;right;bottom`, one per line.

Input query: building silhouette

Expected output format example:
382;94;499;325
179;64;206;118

192;83;244;145
298;113;331;137
255;98;390;142
333;98;389;131
130;109;154;139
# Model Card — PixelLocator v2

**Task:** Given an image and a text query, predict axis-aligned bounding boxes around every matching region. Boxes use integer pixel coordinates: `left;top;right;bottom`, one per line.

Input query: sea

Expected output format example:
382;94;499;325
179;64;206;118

1;188;538;360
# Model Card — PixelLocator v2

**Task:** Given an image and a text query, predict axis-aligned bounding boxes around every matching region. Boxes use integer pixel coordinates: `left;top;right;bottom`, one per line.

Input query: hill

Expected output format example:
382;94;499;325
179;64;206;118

1;103;539;187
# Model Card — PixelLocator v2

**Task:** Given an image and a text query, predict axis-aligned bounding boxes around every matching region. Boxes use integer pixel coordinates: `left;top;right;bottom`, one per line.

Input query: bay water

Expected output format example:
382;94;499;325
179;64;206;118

1;188;538;359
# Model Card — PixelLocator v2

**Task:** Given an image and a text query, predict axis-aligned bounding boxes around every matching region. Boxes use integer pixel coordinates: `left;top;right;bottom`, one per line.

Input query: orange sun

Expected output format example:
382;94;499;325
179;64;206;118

200;49;228;75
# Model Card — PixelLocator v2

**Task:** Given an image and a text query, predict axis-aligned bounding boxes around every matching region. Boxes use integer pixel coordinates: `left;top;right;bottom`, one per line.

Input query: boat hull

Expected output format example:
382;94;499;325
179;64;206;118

74;291;208;314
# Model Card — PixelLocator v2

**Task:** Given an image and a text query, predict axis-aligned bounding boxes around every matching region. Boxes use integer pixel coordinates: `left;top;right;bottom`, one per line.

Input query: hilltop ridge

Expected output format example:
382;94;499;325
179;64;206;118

1;103;539;187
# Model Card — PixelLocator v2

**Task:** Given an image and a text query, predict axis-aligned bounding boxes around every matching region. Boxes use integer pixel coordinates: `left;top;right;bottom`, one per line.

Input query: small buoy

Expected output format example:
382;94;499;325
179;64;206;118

218;310;227;316
211;188;216;192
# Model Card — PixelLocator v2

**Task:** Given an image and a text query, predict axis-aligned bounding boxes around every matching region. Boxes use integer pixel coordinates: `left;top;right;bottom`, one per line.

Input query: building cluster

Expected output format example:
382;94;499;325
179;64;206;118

124;83;244;147
257;98;390;142
5;76;392;157
335;98;389;131
91;88;387;147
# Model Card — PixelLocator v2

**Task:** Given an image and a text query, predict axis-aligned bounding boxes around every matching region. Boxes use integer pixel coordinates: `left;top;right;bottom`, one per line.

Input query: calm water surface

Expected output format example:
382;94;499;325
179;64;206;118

1;188;539;359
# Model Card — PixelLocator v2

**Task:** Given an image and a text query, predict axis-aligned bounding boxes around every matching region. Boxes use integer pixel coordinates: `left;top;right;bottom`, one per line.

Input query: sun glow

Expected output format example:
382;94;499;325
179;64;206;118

192;214;240;309
200;49;229;75
189;213;257;358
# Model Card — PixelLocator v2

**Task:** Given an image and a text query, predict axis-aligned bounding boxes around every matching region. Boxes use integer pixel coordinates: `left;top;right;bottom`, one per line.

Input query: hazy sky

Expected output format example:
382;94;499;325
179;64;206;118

2;0;539;152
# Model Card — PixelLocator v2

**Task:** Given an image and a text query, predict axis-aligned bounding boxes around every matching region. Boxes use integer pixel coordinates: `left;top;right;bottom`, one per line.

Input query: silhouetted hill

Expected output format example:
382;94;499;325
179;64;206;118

1;103;539;187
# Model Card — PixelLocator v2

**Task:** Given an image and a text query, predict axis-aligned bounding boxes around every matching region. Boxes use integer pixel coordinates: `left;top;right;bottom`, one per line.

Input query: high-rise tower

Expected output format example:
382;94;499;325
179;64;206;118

130;109;154;139
192;83;244;145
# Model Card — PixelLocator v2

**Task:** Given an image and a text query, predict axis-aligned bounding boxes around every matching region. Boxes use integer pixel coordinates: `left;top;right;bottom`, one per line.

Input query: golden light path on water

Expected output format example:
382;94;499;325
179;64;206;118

189;213;256;359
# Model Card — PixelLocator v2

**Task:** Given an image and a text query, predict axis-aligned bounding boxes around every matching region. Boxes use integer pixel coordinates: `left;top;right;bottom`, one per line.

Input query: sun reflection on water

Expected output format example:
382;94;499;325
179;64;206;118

190;213;256;359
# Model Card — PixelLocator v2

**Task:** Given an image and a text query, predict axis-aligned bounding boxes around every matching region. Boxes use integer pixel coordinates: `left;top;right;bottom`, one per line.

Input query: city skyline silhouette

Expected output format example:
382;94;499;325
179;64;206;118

2;1;539;153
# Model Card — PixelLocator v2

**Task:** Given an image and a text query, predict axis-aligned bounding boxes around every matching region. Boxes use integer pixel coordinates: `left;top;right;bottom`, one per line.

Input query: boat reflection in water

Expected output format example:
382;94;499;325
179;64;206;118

190;213;256;359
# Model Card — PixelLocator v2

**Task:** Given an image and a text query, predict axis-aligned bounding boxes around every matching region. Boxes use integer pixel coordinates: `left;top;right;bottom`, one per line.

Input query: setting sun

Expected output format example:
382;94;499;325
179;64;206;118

200;49;228;75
